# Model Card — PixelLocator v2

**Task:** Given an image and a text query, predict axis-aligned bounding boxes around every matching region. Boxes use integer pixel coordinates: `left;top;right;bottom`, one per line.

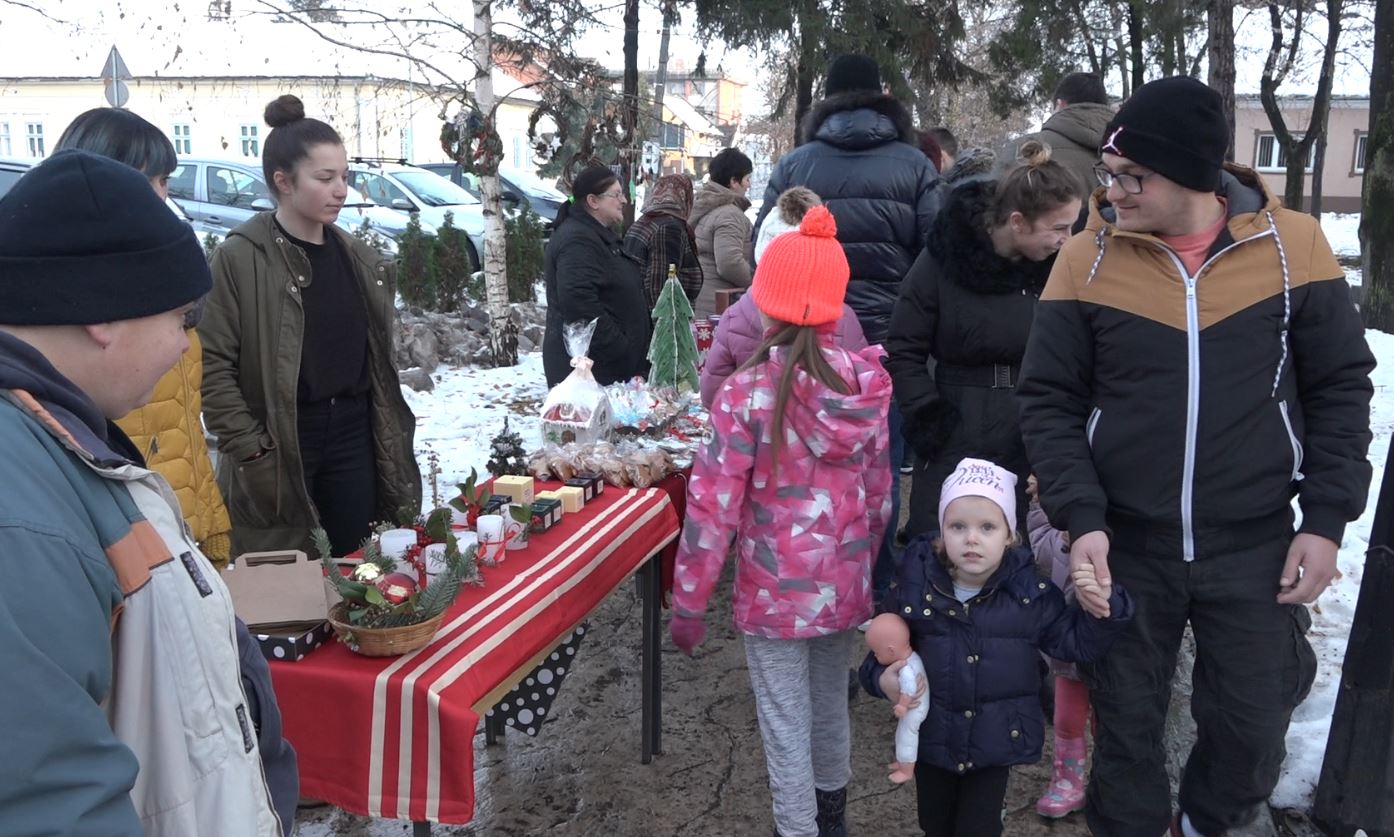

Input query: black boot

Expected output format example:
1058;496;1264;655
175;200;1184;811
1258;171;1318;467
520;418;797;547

815;786;848;837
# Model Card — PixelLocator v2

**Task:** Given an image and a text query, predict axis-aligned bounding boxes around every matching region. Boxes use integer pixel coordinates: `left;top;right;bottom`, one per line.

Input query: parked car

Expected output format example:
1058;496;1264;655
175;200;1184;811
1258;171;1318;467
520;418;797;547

0;156;223;244
348;160;487;269
169;157;426;255
0;157;29;198
420;163;564;227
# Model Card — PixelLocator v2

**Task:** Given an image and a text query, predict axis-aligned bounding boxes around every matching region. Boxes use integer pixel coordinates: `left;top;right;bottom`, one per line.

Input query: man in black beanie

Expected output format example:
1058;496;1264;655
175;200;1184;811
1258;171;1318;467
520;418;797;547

1018;76;1375;837
0;151;288;835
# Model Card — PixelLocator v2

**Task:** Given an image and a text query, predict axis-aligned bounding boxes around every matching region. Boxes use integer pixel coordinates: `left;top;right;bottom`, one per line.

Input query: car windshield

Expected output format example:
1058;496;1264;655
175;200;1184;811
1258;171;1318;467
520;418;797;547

343;185;377;207
502;170;566;201
394;170;480;207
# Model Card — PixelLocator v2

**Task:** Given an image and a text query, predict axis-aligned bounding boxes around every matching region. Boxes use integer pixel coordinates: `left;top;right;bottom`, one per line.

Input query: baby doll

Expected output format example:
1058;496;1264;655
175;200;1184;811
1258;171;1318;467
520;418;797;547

865;612;929;784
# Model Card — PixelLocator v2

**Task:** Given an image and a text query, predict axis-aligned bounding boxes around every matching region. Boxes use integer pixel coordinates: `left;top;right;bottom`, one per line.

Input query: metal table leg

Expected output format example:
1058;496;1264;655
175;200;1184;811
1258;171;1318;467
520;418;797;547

640;554;663;763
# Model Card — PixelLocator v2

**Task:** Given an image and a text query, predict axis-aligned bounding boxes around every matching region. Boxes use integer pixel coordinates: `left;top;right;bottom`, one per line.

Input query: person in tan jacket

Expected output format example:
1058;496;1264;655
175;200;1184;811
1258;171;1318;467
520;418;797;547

55;107;234;565
691;147;754;317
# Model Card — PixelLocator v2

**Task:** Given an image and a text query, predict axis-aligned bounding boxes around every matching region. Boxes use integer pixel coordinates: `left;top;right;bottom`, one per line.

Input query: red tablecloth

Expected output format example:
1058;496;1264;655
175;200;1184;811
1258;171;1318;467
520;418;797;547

269;484;680;825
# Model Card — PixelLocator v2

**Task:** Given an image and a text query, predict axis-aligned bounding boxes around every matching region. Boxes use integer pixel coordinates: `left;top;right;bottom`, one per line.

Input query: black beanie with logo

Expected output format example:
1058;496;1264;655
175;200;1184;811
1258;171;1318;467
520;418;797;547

0;150;211;325
1101;76;1230;193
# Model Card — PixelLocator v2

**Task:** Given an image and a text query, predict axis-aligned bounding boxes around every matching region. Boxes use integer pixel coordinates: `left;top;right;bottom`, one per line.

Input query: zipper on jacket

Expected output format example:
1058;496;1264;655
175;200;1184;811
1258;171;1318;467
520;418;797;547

1156;229;1274;563
1086;408;1101;449
1278;400;1304;482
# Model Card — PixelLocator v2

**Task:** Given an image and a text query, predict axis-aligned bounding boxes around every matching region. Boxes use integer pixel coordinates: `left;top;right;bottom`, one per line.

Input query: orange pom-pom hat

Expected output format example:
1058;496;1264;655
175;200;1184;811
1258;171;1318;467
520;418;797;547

750;204;850;327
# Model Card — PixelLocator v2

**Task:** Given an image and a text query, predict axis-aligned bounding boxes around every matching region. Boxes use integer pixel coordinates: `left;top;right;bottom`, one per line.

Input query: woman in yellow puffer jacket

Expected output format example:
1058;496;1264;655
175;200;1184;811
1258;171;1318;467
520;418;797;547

56;109;233;566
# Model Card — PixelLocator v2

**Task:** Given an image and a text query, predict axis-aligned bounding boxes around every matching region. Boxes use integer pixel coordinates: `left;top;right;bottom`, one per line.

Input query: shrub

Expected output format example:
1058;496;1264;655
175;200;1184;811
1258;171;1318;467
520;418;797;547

433;211;474;313
505;205;545;303
396;212;437;309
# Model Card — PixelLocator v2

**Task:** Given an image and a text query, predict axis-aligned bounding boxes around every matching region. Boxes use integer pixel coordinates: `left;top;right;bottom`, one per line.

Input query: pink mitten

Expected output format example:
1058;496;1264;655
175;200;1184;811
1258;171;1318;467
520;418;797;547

670;615;707;656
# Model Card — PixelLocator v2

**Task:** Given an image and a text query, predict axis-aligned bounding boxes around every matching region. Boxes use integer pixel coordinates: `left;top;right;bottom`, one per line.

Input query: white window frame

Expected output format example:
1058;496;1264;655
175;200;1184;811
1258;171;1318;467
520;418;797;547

0;121;10;156
240;124;259;157
25;122;44;158
1255;132;1315;173
172;123;192;155
1354;133;1368;175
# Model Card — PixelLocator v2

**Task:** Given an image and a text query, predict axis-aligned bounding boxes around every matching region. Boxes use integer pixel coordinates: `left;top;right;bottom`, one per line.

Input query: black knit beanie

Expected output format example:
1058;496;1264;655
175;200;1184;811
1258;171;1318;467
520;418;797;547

0;150;211;325
825;54;882;97
1101;76;1229;193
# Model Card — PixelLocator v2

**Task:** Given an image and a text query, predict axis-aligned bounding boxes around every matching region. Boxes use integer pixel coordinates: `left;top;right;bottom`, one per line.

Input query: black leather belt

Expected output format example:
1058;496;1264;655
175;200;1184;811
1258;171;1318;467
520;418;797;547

936;363;1021;389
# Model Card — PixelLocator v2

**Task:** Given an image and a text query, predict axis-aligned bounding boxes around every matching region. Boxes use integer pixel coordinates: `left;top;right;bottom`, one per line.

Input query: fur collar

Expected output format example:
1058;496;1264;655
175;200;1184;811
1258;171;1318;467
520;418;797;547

928;179;1054;295
801;90;917;147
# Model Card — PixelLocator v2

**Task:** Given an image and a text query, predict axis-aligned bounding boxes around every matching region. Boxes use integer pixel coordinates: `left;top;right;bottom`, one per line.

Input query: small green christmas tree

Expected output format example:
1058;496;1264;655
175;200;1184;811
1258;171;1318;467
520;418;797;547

646;268;700;393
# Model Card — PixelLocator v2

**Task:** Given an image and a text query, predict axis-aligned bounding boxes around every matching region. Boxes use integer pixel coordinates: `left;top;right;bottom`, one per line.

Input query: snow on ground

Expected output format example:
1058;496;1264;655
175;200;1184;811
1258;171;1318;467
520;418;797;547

1272;327;1394;810
401;353;547;507
1321;213;1362;260
397;323;1392;813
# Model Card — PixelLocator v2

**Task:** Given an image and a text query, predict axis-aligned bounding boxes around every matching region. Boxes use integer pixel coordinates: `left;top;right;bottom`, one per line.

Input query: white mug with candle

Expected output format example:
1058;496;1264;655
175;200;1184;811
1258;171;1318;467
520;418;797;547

421;542;448;584
475;514;506;564
378;528;418;561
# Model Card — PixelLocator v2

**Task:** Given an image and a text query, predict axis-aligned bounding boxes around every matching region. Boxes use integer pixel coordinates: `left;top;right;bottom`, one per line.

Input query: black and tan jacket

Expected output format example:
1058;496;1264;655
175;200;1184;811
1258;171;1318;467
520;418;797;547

1018;165;1375;559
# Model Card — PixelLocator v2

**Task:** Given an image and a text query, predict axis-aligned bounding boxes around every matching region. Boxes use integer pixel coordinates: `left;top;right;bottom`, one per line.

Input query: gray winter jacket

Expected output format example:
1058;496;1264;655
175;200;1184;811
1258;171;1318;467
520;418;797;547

0;331;293;837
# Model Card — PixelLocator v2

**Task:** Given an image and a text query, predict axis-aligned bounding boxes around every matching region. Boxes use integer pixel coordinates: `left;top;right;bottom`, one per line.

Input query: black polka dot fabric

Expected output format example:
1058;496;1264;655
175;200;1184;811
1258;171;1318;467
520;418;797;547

484;622;588;736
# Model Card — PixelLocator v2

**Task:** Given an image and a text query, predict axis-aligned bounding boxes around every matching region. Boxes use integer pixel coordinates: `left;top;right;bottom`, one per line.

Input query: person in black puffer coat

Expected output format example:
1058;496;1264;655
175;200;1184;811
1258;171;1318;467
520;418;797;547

887;141;1085;538
753;54;940;346
543;166;651;387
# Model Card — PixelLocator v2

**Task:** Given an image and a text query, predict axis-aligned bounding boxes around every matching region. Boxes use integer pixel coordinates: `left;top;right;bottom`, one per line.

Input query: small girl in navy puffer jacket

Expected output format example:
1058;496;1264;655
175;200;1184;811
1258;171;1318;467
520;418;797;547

860;458;1133;836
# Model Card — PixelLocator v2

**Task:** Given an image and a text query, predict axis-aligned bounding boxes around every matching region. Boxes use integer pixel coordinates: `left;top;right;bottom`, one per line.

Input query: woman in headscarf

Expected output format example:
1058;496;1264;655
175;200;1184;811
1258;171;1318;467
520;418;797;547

623;173;704;308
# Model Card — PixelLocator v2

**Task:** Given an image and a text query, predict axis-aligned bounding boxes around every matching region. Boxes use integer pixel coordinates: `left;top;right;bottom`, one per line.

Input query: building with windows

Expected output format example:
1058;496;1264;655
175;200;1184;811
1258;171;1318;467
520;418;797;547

1234;94;1370;213
0;72;542;173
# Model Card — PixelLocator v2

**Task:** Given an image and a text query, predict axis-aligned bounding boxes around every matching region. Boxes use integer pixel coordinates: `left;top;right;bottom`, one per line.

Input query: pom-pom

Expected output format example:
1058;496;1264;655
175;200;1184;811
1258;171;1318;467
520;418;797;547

798;204;838;239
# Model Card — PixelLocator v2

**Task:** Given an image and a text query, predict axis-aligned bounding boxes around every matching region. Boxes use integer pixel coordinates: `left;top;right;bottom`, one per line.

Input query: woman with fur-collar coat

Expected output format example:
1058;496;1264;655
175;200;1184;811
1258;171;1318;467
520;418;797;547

886;145;1086;538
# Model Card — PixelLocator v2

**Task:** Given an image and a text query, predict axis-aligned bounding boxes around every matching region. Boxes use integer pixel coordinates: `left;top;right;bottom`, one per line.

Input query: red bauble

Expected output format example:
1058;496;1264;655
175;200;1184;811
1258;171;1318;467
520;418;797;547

377;572;418;604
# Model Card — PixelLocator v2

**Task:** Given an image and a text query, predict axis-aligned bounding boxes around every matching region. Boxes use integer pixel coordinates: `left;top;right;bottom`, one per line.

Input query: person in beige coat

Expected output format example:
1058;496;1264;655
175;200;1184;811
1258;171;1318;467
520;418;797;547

691;147;754;317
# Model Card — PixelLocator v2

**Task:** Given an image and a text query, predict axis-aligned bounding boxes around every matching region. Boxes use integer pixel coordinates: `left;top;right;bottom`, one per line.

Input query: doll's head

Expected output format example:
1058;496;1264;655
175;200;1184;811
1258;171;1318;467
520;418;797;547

938;458;1019;586
865;613;913;666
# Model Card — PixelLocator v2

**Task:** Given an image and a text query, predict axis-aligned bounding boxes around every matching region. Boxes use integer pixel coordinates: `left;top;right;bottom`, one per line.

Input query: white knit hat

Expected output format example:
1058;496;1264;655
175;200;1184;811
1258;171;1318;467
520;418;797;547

938;458;1017;533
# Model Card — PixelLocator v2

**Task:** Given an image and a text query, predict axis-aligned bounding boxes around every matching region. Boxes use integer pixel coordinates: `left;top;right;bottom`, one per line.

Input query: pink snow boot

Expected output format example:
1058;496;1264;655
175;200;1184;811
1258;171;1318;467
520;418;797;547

1035;736;1087;818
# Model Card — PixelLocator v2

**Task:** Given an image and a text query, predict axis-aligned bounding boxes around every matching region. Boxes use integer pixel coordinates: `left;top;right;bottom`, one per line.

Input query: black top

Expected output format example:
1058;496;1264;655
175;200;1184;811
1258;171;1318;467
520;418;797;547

276;219;369;402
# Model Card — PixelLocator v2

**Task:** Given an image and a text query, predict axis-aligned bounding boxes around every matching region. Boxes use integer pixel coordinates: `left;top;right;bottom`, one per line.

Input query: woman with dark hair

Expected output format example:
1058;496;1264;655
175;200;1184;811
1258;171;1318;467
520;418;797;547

54;108;234;568
887;140;1085;538
623;173;703;307
200;94;421;560
542;165;651;386
691;147;754;317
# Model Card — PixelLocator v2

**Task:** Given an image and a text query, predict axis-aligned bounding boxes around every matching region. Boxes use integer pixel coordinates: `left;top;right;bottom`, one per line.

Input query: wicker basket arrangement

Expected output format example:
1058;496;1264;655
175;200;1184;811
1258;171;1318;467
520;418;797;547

315;508;480;658
327;602;446;657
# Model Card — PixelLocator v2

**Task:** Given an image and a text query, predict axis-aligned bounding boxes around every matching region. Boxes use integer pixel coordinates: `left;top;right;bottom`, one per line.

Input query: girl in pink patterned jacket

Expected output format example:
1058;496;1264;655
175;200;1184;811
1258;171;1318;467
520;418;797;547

671;206;893;837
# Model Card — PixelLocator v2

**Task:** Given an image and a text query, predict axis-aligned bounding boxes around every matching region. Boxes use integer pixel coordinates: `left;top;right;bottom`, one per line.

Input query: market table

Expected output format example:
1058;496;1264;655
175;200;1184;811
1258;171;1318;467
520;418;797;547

267;481;682;832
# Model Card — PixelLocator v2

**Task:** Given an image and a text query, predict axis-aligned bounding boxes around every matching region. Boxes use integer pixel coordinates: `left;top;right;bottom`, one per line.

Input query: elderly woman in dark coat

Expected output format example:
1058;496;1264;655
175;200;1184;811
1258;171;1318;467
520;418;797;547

623;173;703;308
542;166;651;386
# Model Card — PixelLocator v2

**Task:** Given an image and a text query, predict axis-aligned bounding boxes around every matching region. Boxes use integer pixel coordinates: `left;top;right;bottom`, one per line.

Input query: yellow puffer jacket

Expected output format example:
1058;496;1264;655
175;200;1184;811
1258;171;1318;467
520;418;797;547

115;330;234;566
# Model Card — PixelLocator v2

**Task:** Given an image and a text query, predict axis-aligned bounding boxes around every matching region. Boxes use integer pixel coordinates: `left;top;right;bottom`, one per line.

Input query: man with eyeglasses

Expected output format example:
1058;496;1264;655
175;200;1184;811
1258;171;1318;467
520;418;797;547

0;152;287;835
1017;76;1374;837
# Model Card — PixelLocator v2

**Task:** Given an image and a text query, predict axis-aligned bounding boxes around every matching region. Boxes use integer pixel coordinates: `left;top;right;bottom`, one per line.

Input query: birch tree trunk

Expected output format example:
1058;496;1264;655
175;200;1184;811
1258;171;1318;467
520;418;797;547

473;0;518;366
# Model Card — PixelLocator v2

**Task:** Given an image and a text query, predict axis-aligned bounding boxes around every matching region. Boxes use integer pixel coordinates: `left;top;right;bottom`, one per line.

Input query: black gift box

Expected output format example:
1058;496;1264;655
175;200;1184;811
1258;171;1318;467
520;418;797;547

254;619;333;662
574;472;605;497
531;498;562;532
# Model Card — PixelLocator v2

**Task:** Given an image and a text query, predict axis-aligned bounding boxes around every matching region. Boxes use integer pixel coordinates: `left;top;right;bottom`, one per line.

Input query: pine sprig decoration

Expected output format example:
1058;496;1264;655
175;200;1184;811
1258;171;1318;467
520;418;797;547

646;273;700;393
